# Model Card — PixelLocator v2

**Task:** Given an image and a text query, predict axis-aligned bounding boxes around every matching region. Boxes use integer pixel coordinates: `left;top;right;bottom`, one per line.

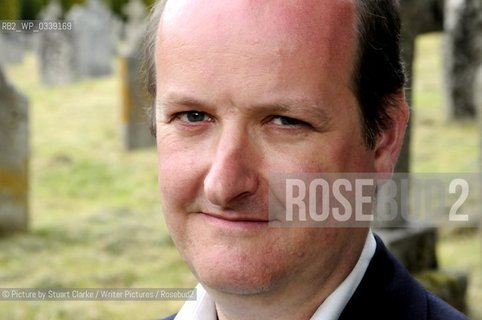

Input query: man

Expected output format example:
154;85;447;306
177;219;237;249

144;0;468;319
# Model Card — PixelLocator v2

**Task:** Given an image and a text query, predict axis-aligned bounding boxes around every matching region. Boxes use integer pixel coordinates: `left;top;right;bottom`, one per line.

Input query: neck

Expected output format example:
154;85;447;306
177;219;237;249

213;285;330;320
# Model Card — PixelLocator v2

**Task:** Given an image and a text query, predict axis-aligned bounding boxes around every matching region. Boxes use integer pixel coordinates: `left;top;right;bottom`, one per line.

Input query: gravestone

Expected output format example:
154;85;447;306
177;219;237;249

66;0;114;79
111;15;124;55
384;0;444;227
120;54;154;150
0;68;29;235
0;35;5;65
123;0;147;49
0;33;25;66
120;0;154;150
37;0;75;85
398;0;444;175
444;0;482;119
476;67;482;173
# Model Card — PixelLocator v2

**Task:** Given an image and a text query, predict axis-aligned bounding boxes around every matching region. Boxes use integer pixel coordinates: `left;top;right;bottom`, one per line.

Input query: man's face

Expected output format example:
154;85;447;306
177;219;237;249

155;0;382;295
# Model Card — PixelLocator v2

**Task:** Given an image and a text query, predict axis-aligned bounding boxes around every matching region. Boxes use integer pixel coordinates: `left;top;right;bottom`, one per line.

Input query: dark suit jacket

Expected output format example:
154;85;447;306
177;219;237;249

162;235;468;320
338;235;467;319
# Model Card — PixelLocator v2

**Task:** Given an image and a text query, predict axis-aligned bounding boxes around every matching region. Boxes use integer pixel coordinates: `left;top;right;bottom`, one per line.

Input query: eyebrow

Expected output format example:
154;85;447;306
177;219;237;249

157;93;333;124
157;92;207;108
249;100;332;124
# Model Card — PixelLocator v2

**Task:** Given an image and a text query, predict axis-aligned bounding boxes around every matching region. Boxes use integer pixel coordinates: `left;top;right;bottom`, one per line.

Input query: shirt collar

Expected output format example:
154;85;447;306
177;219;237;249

174;283;217;320
174;231;376;320
309;230;376;320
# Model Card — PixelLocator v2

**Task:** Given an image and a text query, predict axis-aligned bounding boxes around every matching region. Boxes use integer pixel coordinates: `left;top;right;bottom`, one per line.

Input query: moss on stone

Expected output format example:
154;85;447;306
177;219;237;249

416;269;467;312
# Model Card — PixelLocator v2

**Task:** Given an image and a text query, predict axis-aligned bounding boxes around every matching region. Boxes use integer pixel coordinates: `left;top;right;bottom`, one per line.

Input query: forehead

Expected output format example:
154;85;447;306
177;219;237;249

160;0;356;34
157;0;358;69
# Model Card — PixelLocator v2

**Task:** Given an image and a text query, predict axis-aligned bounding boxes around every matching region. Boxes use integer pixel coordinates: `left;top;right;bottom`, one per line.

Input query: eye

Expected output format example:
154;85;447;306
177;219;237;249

177;111;211;123
271;116;309;126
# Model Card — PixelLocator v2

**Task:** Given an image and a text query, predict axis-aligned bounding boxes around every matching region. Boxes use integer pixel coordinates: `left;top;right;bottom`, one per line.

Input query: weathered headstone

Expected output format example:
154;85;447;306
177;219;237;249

417;269;468;312
473;6;482;177
120;54;154;150
476;67;482;173
120;0;154;150
444;0;482;119
66;0;114;79
477;67;482;249
383;0;444;228
37;0;75;85
111;15;124;55
0;33;26;66
398;0;445;175
0;35;5;65
0;68;29;235
123;0;147;49
377;227;438;273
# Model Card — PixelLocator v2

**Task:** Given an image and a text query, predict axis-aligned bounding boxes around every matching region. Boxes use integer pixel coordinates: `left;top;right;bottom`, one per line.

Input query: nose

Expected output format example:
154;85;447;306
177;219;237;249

203;126;259;208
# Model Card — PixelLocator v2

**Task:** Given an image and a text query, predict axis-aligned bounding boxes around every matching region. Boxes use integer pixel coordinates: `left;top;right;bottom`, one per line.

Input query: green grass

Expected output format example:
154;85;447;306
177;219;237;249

1;33;481;319
412;34;480;173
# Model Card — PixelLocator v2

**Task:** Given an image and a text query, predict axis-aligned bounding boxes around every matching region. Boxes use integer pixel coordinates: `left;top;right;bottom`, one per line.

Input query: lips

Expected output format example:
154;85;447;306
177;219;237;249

200;212;272;232
202;212;270;223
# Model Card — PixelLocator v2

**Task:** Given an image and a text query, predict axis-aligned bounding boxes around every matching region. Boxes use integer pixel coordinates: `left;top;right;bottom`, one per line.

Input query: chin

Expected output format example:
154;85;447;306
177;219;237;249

187;250;287;296
200;272;279;296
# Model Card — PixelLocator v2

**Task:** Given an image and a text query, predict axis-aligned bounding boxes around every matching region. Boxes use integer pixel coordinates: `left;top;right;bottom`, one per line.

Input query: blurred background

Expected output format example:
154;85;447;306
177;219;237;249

0;0;481;319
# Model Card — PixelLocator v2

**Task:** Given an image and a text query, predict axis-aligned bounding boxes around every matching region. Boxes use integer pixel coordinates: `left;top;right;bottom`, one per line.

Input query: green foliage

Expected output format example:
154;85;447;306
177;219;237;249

59;0;86;12
106;0;157;20
105;0;129;19
19;0;49;20
18;0;157;21
142;0;156;10
0;0;20;20
416;270;467;312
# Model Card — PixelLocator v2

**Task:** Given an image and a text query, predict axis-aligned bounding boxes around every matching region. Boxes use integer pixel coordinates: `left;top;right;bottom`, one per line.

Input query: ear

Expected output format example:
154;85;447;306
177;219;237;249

373;91;410;173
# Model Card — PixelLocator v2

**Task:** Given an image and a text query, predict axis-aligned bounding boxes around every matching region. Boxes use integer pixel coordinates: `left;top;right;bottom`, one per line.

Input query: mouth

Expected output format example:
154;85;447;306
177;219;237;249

201;212;271;231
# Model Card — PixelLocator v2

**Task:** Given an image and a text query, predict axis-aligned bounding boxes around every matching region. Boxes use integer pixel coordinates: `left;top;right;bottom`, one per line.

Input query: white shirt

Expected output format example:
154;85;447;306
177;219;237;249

174;231;377;320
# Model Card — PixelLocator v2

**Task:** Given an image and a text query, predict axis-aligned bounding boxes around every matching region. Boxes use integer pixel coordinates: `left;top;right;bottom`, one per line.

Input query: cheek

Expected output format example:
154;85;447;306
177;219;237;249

157;143;198;249
156;133;203;211
324;127;374;171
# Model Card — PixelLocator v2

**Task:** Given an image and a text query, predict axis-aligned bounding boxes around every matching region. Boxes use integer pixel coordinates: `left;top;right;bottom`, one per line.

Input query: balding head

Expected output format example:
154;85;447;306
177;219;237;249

144;0;405;149
155;0;359;117
159;0;357;53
